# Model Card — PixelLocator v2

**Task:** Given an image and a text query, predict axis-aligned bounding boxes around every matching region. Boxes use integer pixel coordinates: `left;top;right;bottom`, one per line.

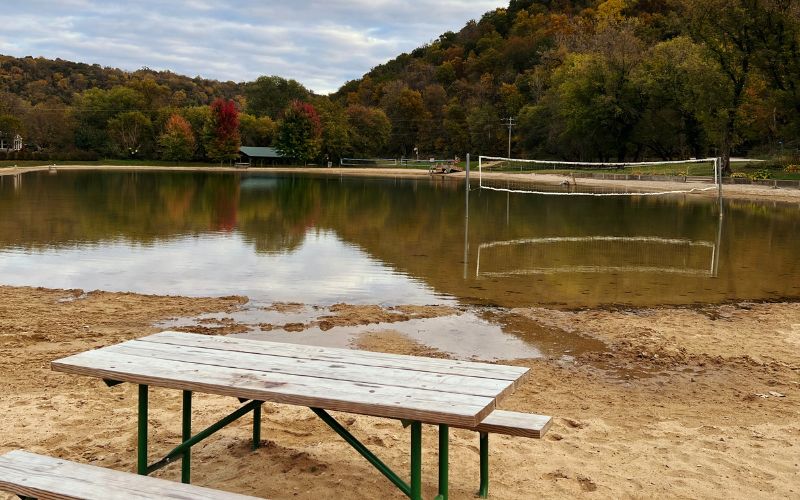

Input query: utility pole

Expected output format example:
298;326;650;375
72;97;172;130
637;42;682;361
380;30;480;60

502;117;516;158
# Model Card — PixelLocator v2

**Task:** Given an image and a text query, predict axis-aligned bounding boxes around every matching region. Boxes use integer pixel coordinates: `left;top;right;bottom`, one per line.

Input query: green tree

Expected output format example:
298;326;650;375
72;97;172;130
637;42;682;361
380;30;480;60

239;113;276;146
107;111;152;157
245;76;310;118
634;36;727;159
73;86;145;153
687;0;758;173
275;101;322;164
0;114;24;148
346;105;391;157
314;97;350;164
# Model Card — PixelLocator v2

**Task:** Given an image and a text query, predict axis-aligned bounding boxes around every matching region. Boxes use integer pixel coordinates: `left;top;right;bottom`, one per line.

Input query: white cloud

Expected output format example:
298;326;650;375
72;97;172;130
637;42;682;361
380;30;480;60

3;0;506;93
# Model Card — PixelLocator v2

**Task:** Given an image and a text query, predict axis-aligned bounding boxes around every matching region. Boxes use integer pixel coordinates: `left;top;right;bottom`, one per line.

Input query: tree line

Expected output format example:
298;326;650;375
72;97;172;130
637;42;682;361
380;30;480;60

1;1;800;170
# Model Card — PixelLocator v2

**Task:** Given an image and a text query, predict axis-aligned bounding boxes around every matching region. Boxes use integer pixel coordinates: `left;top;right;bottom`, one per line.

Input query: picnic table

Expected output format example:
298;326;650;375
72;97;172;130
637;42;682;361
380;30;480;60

50;331;533;499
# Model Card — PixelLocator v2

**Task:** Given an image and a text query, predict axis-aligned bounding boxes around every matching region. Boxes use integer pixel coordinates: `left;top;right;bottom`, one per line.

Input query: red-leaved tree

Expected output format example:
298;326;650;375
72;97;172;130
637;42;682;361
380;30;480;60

205;98;241;163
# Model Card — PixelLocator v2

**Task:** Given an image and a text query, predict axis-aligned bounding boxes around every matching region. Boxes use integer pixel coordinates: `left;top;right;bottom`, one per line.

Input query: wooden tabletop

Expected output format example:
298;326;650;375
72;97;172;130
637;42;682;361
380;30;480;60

52;331;529;428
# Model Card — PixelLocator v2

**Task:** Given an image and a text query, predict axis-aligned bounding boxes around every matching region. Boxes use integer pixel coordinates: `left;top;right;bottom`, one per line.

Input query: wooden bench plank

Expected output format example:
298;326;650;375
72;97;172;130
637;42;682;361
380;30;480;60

465;410;552;439
109;339;513;399
143;331;530;386
52;350;495;427
0;450;259;500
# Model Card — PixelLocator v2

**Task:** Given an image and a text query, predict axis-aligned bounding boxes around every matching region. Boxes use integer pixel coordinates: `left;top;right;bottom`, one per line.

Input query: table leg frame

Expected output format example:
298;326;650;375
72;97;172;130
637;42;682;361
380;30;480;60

181;390;191;484
434;424;448;500
129;385;464;497
134;384;262;483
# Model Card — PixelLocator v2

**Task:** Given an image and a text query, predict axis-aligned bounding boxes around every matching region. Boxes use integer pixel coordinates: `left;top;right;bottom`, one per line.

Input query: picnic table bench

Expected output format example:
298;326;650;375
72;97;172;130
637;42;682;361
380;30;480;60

0;450;259;500
30;331;550;499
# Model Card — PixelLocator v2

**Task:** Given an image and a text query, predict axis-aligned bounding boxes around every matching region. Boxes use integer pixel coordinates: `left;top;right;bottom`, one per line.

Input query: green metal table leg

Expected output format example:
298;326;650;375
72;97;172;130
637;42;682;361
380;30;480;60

410;421;422;500
146;400;262;475
478;432;489;498
137;384;148;476
181;390;192;484
310;408;411;496
434;424;448;500
252;401;262;450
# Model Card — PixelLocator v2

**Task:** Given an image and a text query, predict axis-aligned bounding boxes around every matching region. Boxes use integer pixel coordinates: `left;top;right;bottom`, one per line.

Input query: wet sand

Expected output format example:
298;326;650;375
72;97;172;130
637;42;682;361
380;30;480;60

1;285;798;499
2;164;799;204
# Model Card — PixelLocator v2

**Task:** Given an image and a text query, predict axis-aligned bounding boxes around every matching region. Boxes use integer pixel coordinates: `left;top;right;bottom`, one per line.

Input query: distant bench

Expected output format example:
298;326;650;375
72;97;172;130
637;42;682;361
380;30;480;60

0;450;260;500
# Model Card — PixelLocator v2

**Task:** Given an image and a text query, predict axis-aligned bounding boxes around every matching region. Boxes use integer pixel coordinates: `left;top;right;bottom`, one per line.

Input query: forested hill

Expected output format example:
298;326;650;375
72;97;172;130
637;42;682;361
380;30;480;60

333;0;800;163
1;1;798;166
0;54;244;106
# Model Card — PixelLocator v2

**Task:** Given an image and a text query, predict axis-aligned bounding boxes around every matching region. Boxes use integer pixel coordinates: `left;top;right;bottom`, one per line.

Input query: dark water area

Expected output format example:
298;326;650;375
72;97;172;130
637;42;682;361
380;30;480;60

1;170;799;308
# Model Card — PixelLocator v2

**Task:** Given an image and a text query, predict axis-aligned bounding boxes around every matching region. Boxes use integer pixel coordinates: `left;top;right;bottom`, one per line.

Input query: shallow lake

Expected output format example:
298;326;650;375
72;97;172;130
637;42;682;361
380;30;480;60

1;170;799;308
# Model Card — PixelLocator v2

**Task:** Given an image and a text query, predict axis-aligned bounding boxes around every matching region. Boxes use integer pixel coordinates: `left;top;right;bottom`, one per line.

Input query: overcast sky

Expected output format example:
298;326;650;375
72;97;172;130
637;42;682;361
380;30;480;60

0;0;507;94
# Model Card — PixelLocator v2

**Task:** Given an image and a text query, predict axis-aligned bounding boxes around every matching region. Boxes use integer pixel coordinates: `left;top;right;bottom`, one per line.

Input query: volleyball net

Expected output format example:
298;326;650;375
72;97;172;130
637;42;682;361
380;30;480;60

339;158;399;167
477;156;723;196
339;157;458;169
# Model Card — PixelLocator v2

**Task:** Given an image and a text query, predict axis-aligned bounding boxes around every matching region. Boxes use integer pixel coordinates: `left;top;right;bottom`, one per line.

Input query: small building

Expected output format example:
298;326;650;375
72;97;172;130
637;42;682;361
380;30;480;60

239;146;285;166
0;134;23;152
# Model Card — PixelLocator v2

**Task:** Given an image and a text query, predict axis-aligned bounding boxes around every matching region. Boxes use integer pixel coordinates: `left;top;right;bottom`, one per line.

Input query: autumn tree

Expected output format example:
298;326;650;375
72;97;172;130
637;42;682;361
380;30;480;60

159;114;196;161
275;100;322;164
181;106;212;160
205;98;241;163
23;98;75;151
380;83;430;155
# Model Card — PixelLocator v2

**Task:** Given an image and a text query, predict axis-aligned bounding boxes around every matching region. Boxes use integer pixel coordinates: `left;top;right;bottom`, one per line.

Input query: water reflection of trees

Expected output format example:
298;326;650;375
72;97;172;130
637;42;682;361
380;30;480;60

1;171;799;306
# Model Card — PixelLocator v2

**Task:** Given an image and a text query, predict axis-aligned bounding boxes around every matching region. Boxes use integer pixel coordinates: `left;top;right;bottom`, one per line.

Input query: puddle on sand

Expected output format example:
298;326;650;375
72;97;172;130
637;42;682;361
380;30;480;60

156;302;608;362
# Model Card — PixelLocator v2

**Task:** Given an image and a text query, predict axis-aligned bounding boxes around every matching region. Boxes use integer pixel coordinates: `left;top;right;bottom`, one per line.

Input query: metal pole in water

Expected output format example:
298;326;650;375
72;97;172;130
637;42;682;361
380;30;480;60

712;214;722;278
464;180;469;281
465;153;470;191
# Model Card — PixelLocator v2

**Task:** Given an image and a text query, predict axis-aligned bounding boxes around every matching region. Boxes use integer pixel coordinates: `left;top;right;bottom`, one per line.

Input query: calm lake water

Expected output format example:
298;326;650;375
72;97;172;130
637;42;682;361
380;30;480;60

1;170;799;308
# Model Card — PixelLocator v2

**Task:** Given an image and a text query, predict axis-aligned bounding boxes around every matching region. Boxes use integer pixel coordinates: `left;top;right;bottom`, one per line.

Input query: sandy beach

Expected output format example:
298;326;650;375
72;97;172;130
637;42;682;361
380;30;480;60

1;285;797;499
2;164;799;204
